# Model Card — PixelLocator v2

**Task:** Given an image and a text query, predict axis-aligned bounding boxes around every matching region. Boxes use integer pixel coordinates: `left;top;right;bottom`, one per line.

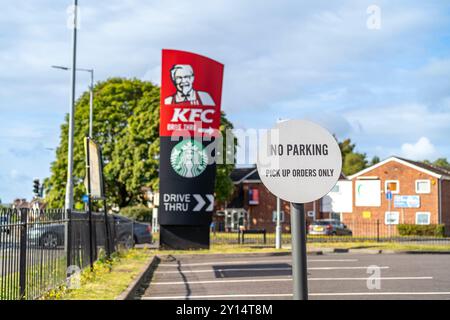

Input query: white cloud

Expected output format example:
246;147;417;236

344;103;450;146
1;0;450;202
400;137;438;160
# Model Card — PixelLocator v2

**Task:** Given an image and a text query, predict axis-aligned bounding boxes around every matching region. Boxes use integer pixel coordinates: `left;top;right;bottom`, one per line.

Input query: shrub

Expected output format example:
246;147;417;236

119;206;152;222
397;224;445;237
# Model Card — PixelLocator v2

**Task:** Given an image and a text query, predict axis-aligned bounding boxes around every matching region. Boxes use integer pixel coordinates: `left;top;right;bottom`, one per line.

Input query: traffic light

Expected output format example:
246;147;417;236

33;179;40;197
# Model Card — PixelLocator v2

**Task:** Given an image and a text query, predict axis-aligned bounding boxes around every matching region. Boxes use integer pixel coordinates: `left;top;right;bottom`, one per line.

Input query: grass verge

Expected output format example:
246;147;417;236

42;249;153;300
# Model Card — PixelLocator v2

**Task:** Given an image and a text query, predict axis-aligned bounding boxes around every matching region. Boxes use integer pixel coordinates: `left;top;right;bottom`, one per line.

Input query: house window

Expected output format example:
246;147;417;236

272;211;285;223
416;212;431;225
385;180;399;194
415;180;431;194
385;211;399;225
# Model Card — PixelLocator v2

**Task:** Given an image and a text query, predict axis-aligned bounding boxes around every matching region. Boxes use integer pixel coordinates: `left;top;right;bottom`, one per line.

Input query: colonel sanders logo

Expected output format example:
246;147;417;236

164;64;215;106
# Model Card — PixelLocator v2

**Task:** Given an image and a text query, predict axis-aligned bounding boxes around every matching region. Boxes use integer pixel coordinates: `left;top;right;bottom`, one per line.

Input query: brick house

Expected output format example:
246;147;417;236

215;166;325;233
345;156;450;236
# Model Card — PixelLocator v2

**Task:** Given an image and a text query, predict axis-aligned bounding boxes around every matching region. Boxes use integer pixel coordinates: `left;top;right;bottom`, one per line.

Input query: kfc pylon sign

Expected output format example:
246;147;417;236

160;49;224;137
158;50;224;249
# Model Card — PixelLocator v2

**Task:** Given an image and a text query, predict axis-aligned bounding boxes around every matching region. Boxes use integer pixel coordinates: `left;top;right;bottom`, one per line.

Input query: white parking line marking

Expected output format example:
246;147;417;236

310;266;390;270
158;259;358;267
154;266;389;274
151;276;433;285
142;291;450;300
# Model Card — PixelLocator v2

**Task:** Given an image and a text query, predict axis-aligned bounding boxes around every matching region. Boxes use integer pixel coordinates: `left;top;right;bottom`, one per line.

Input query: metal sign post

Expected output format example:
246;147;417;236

85;136;94;270
275;197;282;249
387;190;392;238
291;203;308;300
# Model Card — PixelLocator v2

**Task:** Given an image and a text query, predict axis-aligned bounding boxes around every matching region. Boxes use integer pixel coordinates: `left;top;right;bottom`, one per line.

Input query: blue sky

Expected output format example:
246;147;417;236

1;0;450;203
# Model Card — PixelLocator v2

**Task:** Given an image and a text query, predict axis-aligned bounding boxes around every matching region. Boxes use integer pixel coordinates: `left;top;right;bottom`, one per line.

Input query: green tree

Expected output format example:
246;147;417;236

423;158;450;171
214;114;236;202
433;158;450;170
45;78;236;209
370;156;381;166
338;138;369;176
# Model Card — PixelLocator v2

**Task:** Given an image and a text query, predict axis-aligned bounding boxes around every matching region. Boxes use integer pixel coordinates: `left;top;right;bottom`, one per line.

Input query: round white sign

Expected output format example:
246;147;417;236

257;119;342;203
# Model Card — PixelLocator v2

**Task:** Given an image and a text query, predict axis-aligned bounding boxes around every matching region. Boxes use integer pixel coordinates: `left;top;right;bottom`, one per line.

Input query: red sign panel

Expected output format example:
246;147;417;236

160;49;224;137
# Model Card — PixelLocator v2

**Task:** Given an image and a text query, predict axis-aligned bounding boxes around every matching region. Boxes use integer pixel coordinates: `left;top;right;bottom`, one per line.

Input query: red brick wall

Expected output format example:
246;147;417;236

440;180;450;236
243;183;290;232
237;182;320;233
343;160;440;236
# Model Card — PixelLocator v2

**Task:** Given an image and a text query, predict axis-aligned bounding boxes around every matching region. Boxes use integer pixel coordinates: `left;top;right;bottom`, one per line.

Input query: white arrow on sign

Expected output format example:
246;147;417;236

193;194;214;212
206;194;214;211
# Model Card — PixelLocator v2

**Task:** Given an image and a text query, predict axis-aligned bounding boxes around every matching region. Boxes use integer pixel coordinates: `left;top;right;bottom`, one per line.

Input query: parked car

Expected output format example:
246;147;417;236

27;214;152;249
0;215;10;234
308;219;353;236
113;214;152;246
27;223;63;248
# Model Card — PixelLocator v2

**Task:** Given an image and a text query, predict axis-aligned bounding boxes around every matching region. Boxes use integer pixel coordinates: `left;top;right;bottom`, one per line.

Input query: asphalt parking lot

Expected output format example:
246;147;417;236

139;253;450;300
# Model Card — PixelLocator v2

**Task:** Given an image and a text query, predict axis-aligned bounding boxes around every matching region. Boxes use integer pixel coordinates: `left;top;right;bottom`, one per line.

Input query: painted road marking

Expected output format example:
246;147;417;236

151;276;433;285
154;266;390;274
142;291;450;300
158;259;358;267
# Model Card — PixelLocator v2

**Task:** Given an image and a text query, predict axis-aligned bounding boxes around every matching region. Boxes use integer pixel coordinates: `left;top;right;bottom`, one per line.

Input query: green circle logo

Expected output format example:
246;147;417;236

170;139;208;178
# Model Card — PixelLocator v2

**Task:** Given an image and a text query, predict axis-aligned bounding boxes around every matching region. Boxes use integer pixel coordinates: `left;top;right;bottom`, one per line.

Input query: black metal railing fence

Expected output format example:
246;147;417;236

207;220;450;246
0;208;132;300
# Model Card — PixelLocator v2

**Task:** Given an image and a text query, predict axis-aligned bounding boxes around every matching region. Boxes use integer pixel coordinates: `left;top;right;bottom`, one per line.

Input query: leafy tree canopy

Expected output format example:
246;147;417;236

423;158;450;171
338;138;369;176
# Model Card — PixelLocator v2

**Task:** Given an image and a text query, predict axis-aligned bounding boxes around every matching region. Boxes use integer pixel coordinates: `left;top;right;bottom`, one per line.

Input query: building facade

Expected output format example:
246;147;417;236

344;157;450;236
215;166;324;233
216;157;450;236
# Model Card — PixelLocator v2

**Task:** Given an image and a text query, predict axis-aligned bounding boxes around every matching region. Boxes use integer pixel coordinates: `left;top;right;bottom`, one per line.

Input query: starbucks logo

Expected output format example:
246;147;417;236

170;139;208;178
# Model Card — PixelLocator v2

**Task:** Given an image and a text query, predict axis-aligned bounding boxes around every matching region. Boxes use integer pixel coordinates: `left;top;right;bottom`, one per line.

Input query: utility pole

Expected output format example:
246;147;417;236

64;0;78;263
88;69;94;138
65;0;78;212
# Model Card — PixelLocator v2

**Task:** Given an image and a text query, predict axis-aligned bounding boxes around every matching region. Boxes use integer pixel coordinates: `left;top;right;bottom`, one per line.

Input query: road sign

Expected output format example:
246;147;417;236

84;138;104;199
82;194;89;203
257;119;342;203
257;119;342;301
386;190;392;200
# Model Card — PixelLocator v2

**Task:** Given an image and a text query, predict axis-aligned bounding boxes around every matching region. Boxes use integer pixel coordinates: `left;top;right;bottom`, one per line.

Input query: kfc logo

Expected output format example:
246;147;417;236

159;50;224;137
164;64;215;106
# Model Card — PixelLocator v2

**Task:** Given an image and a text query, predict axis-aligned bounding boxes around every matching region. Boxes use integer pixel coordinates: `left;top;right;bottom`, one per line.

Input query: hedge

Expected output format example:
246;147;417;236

397;224;445;237
119;206;152;222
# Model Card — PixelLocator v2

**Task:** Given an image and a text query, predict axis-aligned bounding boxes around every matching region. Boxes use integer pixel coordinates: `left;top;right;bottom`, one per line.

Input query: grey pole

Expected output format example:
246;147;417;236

388;195;392;238
88;69;94;138
275;197;282;249
51;66;94;139
64;0;78;212
290;202;308;300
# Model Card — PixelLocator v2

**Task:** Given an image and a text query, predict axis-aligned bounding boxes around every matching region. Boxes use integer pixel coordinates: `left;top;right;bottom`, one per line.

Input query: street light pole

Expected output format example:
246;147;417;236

65;0;78;212
52;66;94;138
89;69;94;138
